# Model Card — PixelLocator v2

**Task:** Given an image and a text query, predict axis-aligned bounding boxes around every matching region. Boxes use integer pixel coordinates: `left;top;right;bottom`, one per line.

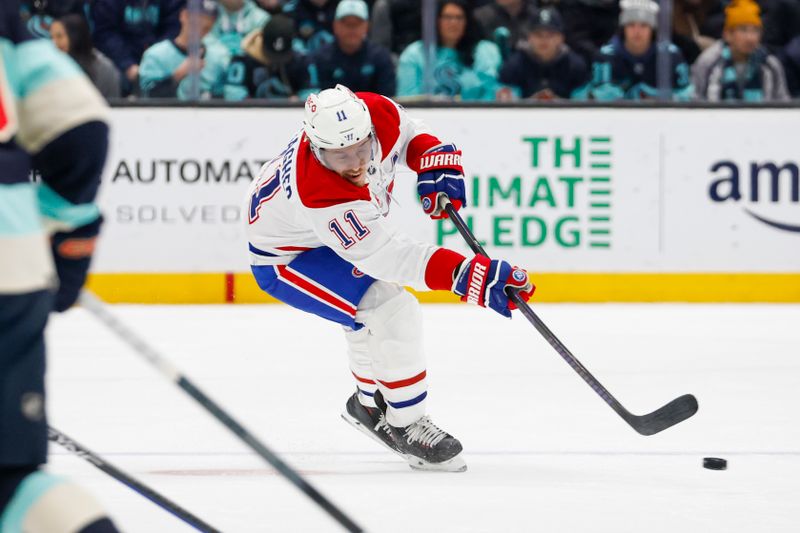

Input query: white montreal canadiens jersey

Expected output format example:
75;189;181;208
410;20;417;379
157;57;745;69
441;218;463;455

245;93;442;290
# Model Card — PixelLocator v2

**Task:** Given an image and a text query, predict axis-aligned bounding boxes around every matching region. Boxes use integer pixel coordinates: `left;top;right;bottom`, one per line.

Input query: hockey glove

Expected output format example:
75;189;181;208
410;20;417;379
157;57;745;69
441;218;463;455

452;255;535;318
416;144;466;219
51;218;101;312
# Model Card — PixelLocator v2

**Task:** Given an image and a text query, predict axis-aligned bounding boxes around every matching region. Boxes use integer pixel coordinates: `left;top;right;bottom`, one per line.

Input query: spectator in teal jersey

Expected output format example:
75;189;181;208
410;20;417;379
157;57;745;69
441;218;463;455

396;0;503;100
139;0;227;98
206;0;270;55
576;0;694;101
220;14;310;99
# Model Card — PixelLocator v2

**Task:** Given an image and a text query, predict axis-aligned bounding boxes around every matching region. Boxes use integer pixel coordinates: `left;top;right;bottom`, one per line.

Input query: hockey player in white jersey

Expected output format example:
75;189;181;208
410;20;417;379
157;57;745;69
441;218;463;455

245;85;534;472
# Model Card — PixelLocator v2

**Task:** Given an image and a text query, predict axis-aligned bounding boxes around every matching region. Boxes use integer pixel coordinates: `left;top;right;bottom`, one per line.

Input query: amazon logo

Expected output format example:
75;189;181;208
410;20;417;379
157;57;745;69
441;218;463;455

709;161;800;233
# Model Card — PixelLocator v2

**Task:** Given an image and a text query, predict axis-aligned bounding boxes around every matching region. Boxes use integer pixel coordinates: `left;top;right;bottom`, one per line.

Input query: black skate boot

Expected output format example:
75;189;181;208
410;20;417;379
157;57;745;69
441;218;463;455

373;389;467;473
340;391;402;455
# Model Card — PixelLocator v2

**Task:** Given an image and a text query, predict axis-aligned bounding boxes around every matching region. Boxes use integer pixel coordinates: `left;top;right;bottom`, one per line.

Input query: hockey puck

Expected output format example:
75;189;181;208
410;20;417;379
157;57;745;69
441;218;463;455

703;457;727;470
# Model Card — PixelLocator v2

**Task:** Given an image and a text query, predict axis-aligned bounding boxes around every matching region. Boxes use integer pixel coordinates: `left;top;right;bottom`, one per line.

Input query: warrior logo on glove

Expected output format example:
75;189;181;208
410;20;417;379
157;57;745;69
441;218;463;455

453;255;535;318
416;144;467;219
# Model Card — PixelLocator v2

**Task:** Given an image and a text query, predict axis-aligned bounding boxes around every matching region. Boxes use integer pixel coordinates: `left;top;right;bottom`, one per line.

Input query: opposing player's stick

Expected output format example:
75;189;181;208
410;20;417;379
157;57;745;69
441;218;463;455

49;427;219;533
441;198;699;436
77;290;364;533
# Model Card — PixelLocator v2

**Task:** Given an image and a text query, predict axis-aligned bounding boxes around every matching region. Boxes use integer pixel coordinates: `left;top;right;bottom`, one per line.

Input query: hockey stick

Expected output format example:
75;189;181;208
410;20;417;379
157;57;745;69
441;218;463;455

441;198;699;436
48;426;219;533
77;290;364;533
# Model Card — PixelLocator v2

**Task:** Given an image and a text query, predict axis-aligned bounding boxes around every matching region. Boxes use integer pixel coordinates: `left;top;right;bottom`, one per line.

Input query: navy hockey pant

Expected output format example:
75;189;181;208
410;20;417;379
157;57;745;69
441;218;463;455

0;290;51;469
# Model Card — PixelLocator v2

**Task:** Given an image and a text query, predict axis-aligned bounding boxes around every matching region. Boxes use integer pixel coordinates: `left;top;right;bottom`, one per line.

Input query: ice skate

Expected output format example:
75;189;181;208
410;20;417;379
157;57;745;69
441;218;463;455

341;391;402;455
375;390;467;473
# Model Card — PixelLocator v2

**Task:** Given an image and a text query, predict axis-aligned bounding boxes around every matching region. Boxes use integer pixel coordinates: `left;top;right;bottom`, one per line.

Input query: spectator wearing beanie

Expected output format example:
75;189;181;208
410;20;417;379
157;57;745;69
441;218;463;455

307;0;396;95
498;8;589;100
577;0;693;100
692;0;789;101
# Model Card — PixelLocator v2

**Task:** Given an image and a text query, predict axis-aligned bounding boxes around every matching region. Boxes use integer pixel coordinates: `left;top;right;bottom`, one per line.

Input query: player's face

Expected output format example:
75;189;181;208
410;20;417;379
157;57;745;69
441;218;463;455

50;21;70;53
529;29;564;63
321;136;373;185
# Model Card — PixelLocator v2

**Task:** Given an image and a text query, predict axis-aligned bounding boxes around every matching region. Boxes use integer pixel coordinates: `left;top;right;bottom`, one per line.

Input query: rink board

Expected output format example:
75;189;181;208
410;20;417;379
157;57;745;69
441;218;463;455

88;107;800;302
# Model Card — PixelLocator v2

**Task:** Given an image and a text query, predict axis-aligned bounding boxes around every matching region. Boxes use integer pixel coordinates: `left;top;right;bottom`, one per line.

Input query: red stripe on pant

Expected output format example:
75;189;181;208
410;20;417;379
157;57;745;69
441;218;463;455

352;372;375;385
377;370;427;389
276;265;356;316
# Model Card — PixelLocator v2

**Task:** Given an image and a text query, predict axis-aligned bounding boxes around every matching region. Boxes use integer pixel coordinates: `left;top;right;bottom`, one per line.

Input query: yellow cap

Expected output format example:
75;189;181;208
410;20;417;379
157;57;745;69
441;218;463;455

724;0;762;30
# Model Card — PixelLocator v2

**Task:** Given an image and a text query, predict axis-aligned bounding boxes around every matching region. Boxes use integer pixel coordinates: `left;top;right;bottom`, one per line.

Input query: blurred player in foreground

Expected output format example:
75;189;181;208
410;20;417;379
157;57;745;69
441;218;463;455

245;84;534;472
0;1;117;530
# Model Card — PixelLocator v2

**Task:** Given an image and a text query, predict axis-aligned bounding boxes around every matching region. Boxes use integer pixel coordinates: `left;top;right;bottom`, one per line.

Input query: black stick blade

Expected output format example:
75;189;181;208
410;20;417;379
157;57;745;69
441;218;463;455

625;394;699;436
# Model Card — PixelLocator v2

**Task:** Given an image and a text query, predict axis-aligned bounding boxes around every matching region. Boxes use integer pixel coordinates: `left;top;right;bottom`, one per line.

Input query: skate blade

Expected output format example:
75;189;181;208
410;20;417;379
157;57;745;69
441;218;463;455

407;454;467;473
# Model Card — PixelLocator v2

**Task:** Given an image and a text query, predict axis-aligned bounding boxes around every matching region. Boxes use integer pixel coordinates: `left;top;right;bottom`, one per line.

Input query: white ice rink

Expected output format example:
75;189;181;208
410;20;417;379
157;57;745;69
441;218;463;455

45;302;800;532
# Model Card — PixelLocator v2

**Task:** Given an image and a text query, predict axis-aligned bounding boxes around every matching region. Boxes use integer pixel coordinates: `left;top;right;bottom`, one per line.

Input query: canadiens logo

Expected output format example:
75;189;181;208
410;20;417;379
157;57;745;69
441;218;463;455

352;267;365;278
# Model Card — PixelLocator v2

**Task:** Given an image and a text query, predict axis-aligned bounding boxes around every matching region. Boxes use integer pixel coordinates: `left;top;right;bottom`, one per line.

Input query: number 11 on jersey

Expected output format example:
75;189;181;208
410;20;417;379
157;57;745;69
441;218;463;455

328;210;370;248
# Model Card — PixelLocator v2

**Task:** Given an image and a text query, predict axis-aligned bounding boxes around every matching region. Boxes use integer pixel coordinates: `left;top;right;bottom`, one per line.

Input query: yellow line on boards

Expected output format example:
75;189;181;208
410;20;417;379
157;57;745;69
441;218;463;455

85;273;800;304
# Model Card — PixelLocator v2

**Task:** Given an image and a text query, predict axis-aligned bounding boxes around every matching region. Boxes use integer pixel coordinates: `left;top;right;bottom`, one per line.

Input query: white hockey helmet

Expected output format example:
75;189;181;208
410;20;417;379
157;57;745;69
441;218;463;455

303;84;373;150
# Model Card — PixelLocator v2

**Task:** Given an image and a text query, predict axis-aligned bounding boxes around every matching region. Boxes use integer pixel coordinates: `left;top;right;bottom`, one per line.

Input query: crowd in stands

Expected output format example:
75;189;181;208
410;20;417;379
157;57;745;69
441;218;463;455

18;0;800;101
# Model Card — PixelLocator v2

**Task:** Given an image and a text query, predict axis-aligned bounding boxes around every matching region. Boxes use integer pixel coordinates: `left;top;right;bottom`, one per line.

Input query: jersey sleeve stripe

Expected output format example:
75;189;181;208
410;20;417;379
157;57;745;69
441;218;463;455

424;248;466;291
405;133;442;173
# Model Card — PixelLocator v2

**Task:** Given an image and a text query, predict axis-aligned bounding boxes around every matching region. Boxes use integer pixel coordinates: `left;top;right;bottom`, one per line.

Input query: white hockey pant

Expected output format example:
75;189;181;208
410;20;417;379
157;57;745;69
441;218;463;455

346;281;427;428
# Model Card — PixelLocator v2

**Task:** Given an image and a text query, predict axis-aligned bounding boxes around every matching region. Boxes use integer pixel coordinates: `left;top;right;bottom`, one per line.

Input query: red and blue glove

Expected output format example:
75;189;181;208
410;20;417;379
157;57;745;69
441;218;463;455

416;144;466;219
452;255;535;318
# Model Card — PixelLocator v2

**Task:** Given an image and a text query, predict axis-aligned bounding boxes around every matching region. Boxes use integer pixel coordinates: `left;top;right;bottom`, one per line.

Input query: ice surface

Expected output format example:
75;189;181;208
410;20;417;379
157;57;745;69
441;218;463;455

44;303;800;532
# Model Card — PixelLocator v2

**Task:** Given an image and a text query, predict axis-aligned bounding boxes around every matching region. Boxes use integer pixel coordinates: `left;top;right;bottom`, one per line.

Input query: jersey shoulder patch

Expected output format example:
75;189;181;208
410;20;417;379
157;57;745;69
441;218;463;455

296;135;371;209
357;92;401;157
